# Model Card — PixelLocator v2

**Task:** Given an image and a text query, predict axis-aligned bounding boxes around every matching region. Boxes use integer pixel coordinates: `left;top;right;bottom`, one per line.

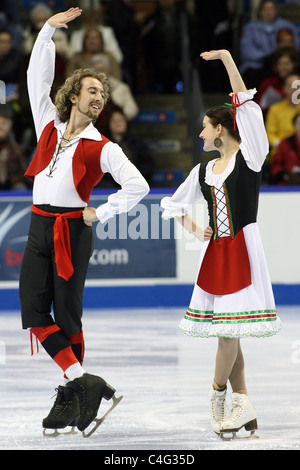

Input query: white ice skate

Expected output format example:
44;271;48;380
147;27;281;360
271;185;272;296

219;393;258;440
209;386;227;434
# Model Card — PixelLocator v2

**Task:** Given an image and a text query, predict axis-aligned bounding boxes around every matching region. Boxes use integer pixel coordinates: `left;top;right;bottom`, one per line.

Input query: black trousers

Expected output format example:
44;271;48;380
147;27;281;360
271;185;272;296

19;205;93;334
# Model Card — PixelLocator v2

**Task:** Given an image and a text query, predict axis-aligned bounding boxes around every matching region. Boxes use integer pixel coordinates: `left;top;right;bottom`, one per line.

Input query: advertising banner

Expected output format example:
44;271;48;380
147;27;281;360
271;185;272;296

0;192;176;282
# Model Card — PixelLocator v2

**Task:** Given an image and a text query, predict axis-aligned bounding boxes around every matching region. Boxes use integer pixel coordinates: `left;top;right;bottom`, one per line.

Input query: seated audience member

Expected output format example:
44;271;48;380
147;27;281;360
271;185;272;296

0;28;23;102
23;3;69;59
0;0;23;48
270;112;300;184
69;8;123;65
23;3;69;84
0;110;29;190
274;26;298;50
102;108;154;187
262;27;299;73
239;0;299;88
67;28;122;80
91;54;139;122
256;47;299;115
106;0;144;91
266;73;300;155
142;0;183;93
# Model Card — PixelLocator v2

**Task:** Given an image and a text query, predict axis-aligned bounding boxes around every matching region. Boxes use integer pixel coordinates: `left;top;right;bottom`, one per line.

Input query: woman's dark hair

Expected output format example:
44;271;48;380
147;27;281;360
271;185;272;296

206;105;241;144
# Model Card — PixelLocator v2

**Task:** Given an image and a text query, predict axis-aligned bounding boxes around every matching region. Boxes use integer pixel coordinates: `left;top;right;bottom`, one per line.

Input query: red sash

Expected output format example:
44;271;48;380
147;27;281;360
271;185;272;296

197;229;251;295
31;204;83;281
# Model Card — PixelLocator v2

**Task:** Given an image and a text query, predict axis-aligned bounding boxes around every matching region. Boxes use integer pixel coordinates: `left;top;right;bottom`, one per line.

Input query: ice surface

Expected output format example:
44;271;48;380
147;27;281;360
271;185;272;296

0;306;299;450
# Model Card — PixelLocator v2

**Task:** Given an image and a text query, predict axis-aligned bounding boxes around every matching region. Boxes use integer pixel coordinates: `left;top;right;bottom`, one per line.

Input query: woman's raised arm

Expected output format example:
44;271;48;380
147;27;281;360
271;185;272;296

200;50;247;94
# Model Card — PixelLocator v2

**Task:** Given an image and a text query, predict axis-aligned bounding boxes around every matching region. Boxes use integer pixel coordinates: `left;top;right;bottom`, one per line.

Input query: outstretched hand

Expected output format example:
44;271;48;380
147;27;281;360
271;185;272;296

200;50;230;61
47;7;82;29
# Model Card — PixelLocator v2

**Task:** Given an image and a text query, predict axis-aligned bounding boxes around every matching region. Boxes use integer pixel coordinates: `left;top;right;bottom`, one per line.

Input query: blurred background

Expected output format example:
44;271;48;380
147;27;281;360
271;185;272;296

0;0;299;309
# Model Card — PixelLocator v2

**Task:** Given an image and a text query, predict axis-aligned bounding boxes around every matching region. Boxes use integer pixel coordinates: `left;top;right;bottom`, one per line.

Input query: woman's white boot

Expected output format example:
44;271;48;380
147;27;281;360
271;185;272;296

219;393;257;439
209;386;227;434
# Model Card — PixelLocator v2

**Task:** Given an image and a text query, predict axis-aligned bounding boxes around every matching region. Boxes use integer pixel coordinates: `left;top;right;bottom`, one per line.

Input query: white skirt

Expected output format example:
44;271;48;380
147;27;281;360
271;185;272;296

179;223;282;339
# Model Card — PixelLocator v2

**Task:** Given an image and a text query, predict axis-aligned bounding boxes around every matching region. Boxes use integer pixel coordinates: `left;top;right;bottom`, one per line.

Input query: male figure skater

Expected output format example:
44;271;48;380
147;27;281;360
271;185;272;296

19;8;149;436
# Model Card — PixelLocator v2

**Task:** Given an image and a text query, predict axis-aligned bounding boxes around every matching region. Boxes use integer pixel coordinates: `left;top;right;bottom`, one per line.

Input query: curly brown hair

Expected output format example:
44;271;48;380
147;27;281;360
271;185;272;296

54;68;110;122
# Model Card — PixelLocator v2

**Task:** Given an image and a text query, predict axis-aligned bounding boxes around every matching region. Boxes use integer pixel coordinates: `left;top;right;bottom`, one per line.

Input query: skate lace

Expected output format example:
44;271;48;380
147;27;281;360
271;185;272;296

210;395;226;422
226;400;243;425
49;388;72;416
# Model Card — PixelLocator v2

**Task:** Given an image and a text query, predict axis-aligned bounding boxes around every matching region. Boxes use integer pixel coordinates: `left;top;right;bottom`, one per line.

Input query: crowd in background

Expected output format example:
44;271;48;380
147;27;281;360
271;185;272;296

0;0;300;189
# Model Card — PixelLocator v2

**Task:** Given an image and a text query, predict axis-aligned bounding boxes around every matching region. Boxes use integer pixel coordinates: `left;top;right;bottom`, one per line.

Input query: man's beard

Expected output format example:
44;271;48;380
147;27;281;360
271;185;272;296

78;102;101;122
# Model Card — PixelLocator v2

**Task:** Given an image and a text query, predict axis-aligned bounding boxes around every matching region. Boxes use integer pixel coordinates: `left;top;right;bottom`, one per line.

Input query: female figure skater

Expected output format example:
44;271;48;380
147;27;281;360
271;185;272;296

161;49;281;438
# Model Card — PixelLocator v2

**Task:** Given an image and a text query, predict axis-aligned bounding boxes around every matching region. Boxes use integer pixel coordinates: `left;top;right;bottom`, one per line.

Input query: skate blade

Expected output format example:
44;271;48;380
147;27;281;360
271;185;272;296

43;426;78;438
219;430;258;441
82;394;123;438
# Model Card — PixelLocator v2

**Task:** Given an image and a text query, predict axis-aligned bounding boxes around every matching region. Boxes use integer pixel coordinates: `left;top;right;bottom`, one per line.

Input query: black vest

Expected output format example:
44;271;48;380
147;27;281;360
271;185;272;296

198;150;262;239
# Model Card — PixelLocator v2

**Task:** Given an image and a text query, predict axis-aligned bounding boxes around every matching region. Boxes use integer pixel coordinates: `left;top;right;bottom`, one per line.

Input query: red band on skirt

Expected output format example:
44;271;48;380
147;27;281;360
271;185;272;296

197;229;251;295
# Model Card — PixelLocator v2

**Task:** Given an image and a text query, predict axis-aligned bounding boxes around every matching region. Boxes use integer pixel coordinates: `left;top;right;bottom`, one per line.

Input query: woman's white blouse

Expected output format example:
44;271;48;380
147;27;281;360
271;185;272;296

161;89;269;219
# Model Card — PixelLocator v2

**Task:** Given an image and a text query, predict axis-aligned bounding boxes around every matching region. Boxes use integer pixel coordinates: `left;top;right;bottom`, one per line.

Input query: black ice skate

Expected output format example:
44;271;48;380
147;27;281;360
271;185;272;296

42;385;80;437
66;372;123;438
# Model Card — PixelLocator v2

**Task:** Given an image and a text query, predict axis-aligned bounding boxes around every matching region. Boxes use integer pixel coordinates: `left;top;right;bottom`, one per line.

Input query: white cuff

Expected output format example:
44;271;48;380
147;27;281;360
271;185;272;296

96;203;114;223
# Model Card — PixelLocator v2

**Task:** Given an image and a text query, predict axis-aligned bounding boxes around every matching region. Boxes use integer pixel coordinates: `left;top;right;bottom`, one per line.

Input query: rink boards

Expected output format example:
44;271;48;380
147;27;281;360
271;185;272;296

0;187;299;309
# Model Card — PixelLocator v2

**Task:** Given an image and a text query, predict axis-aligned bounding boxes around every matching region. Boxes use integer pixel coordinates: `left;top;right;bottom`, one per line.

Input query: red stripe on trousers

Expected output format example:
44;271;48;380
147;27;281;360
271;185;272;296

30;325;79;372
53;346;79;373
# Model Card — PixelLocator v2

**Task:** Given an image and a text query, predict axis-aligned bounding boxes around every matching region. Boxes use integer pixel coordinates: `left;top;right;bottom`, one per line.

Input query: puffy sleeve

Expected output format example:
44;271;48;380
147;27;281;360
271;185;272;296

27;22;57;140
234;89;269;171
96;141;149;223
160;164;202;219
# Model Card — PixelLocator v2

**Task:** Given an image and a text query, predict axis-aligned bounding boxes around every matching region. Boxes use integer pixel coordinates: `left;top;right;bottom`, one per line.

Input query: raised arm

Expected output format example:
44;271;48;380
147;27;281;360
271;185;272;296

27;8;82;139
200;49;269;170
200;49;247;94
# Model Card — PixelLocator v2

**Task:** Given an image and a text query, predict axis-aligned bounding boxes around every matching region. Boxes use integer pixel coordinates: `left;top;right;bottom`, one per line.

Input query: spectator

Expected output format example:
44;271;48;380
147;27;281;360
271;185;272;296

0;110;29;190
265;73;300;155
106;108;154;185
0;28;23;103
67;28;122;80
90;54;139;123
0;0;23;48
239;0;299;88
106;0;143;91
23;3;69;85
275;26;298;50
270;111;300;184
142;0;183;93
192;0;234;92
23;3;69;59
256;47;299;115
262;27;299;74
69;8;123;64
